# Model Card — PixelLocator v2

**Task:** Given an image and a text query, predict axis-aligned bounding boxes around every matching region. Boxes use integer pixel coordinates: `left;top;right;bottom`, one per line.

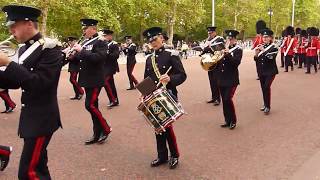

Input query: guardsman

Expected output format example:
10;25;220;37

0;89;16;113
123;36;139;90
297;30;307;68
101;29;120;108
203;26;223;105
279;30;286;68
0;5;63;179
217;30;242;130
72;19;112;145
252;20;267;79
283;26;297;72
293;28;302;65
143;27;187;169
305;27;319;74
0;145;12;171
63;36;84;100
254;28;279;115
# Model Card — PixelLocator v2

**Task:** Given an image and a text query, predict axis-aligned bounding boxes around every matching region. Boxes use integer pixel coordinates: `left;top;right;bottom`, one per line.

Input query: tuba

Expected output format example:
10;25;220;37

0;35;18;57
200;37;226;71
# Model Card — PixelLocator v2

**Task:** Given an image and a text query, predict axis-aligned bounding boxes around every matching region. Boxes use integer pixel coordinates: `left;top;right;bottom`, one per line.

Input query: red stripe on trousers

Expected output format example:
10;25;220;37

70;72;84;95
128;64;138;85
104;76;116;102
0;148;10;156
28;137;45;180
268;76;275;108
0;91;16;108
167;125;179;157
230;86;237;124
90;88;111;134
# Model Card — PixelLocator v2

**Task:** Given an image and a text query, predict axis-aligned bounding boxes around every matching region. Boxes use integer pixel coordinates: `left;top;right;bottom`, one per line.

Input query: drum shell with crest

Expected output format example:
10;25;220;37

137;88;184;134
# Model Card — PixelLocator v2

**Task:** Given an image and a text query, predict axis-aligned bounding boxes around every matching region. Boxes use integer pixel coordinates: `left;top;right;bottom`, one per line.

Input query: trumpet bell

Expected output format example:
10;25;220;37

0;36;18;57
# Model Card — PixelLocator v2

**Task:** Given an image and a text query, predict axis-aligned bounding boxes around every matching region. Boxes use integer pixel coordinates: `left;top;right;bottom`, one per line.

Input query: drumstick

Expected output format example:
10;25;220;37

156;66;172;87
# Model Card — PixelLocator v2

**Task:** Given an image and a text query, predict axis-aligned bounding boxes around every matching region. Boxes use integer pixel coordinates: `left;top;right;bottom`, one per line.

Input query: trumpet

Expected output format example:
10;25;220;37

0;35;18;57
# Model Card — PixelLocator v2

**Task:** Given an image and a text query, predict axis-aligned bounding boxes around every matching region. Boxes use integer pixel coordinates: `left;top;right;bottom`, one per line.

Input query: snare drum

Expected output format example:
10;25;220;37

137;88;184;134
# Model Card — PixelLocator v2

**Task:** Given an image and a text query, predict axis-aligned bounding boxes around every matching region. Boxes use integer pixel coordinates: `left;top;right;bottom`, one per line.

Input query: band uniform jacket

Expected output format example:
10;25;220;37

254;43;279;76
74;33;107;88
0;33;63;138
144;47;187;97
104;41;120;76
216;45;242;87
123;43;137;65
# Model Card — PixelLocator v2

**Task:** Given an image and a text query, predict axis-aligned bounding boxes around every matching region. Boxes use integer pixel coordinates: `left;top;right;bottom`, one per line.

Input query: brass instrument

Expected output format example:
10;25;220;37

65;34;85;59
0;35;18;57
200;37;225;71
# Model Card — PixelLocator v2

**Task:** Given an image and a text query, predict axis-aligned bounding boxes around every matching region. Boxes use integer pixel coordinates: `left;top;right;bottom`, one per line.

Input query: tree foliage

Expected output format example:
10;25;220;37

0;0;319;43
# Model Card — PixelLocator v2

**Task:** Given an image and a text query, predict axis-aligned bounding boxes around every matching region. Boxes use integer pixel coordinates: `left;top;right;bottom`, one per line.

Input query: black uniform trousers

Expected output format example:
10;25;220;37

18;135;52;180
280;53;284;67
0;89;16;110
84;87;111;137
284;55;294;71
219;86;237;125
293;54;298;65
156;125;179;160
259;75;275;109
297;53;306;68
208;70;221;102
69;72;84;97
306;56;318;73
104;75;118;103
126;63;138;88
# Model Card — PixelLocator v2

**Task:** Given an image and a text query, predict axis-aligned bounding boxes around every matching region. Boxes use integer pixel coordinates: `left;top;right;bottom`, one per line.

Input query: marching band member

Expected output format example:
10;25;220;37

0;89;16;113
143;27;186;169
305;27;319;74
0;145;12;171
253;20;267;80
72;19;112;145
63;36;84;100
283;26;297;72
0;5;63;179
101;29;120;108
203;26;223;105
293;28;302;65
217;30;242;129
123;36;139;90
254;29;279;115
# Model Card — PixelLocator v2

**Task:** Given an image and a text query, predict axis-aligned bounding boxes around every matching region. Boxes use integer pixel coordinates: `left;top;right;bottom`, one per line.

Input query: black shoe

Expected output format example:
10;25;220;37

206;99;214;103
213;100;220;106
84;136;99;145
126;87;136;90
97;132;111;144
284;70;288;72
77;94;83;100
256;77;260;80
220;123;229;128
1;107;15;114
298;66;302;68
260;106;266;111
0;146;12;171
150;158;168;167
107;101;119;108
70;96;78;100
229;123;236;130
168;157;179;169
305;72;311;74
264;107;270;115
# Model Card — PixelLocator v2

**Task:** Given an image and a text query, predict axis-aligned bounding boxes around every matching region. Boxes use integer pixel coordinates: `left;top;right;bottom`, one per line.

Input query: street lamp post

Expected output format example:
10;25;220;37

268;7;273;29
212;0;215;26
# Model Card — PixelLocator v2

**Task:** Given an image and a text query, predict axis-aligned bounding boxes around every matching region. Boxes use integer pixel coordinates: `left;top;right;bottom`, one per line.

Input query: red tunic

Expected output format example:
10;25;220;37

252;34;263;49
283;37;297;56
297;37;307;54
306;37;319;57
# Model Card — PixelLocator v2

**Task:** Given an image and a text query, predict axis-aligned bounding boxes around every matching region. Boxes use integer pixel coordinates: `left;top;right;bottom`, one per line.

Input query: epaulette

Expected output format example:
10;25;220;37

41;38;62;50
165;49;180;56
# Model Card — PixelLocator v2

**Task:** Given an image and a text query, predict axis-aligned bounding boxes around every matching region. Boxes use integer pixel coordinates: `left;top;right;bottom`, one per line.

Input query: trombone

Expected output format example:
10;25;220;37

0;35;18;57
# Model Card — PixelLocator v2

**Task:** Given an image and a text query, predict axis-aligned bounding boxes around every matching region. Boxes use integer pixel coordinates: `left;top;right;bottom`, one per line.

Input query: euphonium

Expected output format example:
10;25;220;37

0;35;18;57
200;38;226;71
